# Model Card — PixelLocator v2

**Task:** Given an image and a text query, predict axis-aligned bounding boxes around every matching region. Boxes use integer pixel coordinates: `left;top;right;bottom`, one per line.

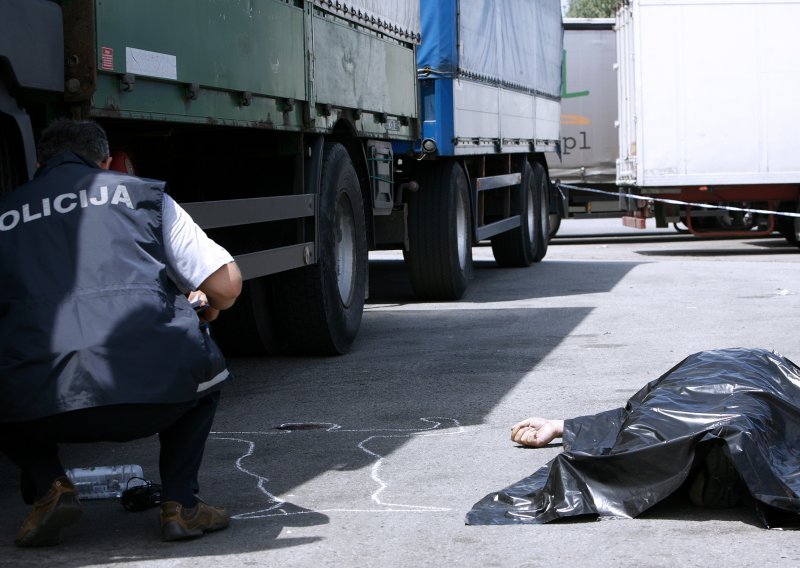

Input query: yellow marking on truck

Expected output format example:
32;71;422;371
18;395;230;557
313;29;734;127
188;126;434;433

561;114;591;126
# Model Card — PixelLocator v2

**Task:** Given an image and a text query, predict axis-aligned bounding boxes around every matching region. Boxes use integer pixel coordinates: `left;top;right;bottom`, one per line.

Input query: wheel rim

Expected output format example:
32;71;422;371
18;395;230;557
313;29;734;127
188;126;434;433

335;192;357;306
456;189;467;269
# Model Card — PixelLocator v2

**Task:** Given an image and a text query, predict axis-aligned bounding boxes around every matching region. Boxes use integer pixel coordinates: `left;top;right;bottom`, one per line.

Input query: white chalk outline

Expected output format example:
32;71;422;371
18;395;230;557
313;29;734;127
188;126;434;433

210;417;464;519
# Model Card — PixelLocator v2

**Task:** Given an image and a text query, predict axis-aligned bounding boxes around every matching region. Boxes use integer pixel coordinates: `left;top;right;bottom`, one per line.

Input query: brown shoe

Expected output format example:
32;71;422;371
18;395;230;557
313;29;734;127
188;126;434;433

15;477;82;547
160;499;230;541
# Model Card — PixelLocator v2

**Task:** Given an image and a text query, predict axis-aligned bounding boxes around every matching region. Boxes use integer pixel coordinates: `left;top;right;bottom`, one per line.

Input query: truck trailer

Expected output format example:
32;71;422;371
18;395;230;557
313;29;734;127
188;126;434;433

615;0;800;241
0;0;563;356
545;18;620;219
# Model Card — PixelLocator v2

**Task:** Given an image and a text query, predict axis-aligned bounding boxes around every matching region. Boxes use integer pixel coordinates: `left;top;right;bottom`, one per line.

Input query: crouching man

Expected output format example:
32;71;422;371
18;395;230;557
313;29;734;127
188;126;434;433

0;119;243;546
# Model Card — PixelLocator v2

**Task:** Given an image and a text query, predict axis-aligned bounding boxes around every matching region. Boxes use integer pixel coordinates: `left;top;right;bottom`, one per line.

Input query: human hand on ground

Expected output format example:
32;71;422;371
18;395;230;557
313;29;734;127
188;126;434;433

511;417;564;448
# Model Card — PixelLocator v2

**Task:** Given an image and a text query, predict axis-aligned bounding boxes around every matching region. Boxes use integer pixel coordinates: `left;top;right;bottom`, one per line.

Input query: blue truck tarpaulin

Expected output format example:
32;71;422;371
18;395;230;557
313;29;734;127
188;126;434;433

418;0;563;98
467;348;800;528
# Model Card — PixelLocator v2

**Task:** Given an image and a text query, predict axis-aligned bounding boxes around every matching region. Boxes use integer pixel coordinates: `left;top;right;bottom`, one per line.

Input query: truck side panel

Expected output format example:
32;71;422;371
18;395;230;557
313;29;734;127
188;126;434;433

76;0;418;139
86;0;305;127
95;0;306;99
547;19;617;185
312;15;417;119
0;0;63;93
0;0;65;185
617;0;800;188
416;0;562;157
310;0;421;42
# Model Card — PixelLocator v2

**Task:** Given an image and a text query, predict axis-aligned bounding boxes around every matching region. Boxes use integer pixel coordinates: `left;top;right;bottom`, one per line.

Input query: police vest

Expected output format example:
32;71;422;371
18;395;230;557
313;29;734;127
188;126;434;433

0;152;228;422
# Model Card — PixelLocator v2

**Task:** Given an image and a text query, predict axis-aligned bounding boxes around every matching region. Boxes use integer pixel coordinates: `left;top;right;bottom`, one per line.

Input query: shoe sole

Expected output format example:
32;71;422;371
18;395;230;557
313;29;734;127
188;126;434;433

15;500;83;547
161;520;228;542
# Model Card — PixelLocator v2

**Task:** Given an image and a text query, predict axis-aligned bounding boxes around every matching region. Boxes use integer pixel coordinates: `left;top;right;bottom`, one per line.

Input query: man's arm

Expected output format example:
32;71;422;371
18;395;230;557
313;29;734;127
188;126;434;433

198;261;242;311
160;193;242;322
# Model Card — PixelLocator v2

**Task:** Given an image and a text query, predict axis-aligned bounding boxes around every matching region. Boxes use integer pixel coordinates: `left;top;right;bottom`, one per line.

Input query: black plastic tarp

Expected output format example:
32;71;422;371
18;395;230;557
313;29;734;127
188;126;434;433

467;348;800;528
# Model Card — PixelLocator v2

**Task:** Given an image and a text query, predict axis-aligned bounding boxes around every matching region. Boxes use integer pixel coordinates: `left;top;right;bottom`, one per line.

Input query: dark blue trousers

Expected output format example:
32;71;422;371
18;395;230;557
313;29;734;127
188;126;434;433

0;391;220;508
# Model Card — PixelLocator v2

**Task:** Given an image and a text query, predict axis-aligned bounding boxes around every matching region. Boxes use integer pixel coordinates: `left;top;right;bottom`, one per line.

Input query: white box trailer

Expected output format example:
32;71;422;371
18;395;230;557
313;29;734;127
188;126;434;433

615;0;800;238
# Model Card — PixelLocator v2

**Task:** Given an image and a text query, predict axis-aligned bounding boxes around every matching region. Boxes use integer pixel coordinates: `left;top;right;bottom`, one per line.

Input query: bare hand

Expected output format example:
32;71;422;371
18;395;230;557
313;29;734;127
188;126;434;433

197;306;220;323
511;417;564;448
188;290;207;308
187;290;220;323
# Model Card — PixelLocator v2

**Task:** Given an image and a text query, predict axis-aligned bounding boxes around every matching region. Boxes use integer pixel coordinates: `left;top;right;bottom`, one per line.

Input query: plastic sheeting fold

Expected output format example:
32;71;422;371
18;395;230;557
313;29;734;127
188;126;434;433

467;348;800;528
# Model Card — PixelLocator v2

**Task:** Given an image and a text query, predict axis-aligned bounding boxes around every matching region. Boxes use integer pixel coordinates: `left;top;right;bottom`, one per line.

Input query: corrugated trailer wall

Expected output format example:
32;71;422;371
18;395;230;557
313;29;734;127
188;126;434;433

89;0;307;126
79;0;419;139
616;0;800;188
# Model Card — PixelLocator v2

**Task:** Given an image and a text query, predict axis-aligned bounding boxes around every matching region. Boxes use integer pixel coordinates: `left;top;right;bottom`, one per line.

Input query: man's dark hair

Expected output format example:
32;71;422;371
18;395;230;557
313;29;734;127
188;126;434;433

37;119;110;165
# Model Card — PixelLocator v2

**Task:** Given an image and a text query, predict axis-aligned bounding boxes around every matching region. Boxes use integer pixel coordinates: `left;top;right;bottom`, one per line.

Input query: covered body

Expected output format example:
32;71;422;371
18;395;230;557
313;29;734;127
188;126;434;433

468;348;800;527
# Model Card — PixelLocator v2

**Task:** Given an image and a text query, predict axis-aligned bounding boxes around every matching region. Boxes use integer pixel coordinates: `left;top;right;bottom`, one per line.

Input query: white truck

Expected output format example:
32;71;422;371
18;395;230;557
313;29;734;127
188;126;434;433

615;0;800;240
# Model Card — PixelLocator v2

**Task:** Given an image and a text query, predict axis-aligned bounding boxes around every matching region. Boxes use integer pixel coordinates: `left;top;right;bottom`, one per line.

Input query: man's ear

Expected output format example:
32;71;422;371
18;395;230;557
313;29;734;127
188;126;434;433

99;157;113;170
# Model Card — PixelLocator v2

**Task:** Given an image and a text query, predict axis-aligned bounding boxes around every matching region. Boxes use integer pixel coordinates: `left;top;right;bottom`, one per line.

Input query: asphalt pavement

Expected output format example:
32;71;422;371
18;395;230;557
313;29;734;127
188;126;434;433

2;217;799;567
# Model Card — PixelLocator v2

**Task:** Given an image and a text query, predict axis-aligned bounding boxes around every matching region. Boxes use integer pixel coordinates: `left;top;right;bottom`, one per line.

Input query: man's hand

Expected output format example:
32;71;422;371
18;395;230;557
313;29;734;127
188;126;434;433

511;417;564;448
198;262;242;311
187;290;220;323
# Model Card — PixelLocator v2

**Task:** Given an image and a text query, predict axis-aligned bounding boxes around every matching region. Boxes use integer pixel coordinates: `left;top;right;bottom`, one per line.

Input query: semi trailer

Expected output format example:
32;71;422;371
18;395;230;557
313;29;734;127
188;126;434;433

545;18;620;219
615;0;800;241
0;0;563;356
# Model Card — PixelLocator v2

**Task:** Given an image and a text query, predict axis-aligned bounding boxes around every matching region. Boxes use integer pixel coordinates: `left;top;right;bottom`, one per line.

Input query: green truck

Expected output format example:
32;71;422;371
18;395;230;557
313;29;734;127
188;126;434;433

0;0;563;356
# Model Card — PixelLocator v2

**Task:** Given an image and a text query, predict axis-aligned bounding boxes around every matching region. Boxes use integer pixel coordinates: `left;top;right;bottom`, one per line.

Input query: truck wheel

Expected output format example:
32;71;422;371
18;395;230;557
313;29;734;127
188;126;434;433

275;142;367;355
491;161;547;266
776;202;800;247
406;161;472;300
533;162;551;262
211;276;286;356
548;194;563;240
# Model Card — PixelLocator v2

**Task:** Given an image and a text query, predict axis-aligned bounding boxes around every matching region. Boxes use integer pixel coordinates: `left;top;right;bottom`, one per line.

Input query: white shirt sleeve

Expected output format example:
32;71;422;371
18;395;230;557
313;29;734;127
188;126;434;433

162;194;235;294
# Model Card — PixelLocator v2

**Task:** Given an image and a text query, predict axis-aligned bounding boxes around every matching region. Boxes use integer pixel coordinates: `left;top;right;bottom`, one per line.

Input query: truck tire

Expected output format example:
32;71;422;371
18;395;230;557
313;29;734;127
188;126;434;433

491;161;548;266
548;196;563;240
533;162;551;262
776;202;800;247
275;142;367;355
406;161;472;300
211;276;286;356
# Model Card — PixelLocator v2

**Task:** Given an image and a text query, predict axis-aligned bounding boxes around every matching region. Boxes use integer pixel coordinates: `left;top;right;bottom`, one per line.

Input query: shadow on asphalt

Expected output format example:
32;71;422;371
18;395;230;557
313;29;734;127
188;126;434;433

635;243;798;257
367;256;643;305
551;230;798;257
0;256;640;562
552;233;694;244
636;491;765;529
540;494;765;528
